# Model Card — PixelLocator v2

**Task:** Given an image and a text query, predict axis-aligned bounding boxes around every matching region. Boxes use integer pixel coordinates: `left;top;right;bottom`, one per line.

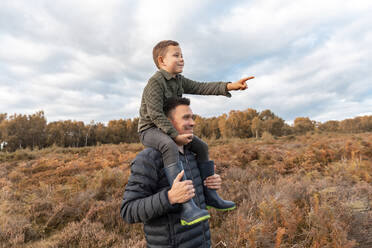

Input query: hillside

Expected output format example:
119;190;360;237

1;132;372;247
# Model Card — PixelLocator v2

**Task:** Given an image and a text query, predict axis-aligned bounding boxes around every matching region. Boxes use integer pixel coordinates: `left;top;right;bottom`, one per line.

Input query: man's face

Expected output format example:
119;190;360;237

160;45;184;76
169;105;195;135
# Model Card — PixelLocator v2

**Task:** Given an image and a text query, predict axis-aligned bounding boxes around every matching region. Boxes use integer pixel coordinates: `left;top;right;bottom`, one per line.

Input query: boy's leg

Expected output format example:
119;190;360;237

140;127;179;166
140;127;210;225
189;136;236;211
187;135;209;162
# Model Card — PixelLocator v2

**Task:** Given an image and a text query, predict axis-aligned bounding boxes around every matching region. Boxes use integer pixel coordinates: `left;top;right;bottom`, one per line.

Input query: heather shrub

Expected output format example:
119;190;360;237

50;220;121;248
0;148;36;162
1;134;371;247
234;146;259;167
261;131;275;143
8;169;23;183
210;173;358;247
92;167;129;200
85;200;128;232
0;212;35;247
49;219;145;248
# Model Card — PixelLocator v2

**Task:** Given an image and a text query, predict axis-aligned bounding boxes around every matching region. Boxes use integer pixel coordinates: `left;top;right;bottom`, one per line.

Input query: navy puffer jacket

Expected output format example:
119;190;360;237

120;148;211;248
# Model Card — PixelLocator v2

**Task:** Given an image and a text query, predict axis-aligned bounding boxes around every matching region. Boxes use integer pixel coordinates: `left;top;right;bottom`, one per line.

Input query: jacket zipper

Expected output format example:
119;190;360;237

183;154;208;248
167;214;176;247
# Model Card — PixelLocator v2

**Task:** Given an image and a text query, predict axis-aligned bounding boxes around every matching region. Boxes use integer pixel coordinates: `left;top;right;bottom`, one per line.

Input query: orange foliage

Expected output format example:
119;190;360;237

1;133;372;247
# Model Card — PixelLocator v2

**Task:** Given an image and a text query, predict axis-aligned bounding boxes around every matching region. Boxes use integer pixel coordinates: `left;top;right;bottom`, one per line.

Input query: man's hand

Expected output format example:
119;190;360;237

168;170;195;204
174;134;193;146
227;76;254;91
203;174;222;190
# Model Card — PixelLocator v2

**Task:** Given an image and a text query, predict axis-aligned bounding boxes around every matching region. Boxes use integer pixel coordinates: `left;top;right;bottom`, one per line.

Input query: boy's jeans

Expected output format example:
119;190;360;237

140;127;209;167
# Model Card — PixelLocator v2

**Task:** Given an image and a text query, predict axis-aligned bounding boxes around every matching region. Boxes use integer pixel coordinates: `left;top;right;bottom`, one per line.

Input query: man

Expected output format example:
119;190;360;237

120;97;225;247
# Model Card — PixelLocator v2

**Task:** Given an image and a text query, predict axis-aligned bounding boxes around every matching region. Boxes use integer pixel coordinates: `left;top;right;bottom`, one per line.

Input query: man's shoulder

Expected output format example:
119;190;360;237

133;147;163;165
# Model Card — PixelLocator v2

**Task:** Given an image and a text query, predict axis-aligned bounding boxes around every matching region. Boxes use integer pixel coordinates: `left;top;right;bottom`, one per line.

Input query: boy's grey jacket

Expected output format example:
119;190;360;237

138;69;231;138
120;147;211;248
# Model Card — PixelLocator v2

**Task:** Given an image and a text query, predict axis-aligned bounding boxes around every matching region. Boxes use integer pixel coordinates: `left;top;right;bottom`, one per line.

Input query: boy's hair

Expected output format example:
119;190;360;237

153;40;179;69
164;97;190;118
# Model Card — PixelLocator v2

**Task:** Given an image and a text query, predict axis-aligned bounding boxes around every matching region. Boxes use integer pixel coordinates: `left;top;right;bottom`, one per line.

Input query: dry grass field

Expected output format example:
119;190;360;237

1;132;371;247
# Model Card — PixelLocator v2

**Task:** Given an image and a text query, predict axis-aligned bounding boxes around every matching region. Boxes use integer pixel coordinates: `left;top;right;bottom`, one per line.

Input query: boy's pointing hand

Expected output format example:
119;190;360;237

227;76;254;91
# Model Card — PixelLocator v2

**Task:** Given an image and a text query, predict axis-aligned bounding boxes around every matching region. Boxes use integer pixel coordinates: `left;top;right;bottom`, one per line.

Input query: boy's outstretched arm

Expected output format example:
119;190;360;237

227;76;254;91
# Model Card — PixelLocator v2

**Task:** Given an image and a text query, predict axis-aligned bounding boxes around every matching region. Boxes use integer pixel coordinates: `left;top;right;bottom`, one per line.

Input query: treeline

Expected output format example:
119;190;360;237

194;109;372;139
0;111;138;152
1;110;372;152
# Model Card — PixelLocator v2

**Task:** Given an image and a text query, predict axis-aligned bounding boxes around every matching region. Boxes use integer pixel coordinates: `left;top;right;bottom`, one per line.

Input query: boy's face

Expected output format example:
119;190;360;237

159;45;184;76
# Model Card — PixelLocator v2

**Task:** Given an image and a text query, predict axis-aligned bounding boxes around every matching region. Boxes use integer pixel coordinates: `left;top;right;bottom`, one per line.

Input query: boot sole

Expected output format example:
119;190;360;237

206;205;236;211
180;214;211;226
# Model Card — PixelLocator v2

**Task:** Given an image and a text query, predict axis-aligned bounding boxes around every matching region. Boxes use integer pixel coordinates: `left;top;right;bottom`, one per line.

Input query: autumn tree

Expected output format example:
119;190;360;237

107;119;126;144
225;109;258;138
294;117;315;134
339;118;363;133
3;109;372;152
28;111;47;149
209;117;221;139
0;113;6;141
282;123;294;135
193;115;205;138
125;117;140;142
318;120;339;132
258;109;285;136
340;119;353;133
106;118;139;144
259;109;276;121
217;114;228;139
0;114;29;151
46;121;64;147
251;116;263;138
0;113;6;123
45;120;85;147
93;123;109;144
360;115;372;132
84;121;95;146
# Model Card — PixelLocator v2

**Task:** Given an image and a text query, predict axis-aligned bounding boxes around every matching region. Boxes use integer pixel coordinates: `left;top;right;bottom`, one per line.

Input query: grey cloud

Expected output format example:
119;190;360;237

1;0;372;125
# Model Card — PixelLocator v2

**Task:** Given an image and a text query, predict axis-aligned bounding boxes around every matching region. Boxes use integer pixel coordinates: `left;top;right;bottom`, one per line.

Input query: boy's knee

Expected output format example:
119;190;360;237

194;138;208;153
199;140;209;152
160;139;179;154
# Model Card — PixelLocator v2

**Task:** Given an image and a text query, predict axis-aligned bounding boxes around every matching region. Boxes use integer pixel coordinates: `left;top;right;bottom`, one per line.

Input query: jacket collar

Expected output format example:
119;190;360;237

159;69;180;80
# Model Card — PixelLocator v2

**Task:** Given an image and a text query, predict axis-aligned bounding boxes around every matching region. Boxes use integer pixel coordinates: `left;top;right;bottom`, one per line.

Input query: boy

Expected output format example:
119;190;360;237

138;40;254;225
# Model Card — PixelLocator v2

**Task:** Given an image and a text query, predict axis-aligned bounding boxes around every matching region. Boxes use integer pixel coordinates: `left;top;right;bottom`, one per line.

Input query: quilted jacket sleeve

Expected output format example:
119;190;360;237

181;75;232;97
120;152;174;223
142;79;179;138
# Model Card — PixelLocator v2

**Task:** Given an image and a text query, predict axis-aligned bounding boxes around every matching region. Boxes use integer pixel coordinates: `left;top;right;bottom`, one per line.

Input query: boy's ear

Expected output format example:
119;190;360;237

158;56;164;66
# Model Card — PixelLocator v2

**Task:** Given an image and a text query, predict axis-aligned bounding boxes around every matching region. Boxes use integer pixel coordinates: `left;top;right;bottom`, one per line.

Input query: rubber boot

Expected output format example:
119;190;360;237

199;160;236;211
164;161;210;226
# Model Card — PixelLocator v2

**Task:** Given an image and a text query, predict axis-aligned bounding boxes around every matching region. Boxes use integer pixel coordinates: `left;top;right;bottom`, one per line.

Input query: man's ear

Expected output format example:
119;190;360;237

167;111;174;122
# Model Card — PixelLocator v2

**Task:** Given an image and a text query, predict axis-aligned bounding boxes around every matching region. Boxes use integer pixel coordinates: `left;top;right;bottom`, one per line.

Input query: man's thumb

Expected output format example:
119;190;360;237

173;170;184;184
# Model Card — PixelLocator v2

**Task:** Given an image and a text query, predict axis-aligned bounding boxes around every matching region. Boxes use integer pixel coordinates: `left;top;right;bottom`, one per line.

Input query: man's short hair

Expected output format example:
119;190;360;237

153;40;179;69
164;97;190;117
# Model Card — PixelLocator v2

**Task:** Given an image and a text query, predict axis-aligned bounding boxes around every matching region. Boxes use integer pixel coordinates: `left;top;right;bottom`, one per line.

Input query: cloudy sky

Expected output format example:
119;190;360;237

1;0;372;124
